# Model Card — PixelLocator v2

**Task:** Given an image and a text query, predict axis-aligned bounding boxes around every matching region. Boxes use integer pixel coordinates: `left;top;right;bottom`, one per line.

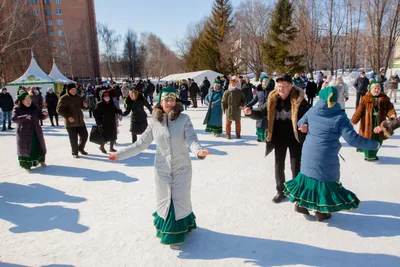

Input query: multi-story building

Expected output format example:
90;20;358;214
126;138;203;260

28;0;100;81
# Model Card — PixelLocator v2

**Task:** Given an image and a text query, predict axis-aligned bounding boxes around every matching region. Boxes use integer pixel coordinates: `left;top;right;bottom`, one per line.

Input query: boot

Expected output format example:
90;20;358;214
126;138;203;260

295;202;310;215
55;115;59;126
99;144;107;154
50;116;55;127
235;120;241;139
2;127;6;132
110;141;117;152
272;192;286;203
315;212;332;222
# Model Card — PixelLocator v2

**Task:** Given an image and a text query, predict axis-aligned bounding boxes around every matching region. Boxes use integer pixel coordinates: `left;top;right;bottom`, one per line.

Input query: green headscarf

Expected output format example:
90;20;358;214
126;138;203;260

318;86;338;108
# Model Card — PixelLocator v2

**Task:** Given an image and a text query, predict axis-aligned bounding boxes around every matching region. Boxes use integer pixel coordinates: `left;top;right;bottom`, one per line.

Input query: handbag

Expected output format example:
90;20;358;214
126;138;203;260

89;125;104;145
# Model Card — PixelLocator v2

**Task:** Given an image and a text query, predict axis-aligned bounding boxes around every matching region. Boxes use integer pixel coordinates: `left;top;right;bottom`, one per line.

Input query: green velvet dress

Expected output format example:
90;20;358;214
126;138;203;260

205;125;223;134
256;127;266;141
153;201;197;245
284;173;360;213
18;130;45;169
356;98;382;160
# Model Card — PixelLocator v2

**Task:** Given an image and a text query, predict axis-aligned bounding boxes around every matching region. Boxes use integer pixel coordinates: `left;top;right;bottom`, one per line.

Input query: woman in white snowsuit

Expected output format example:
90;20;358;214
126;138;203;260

110;86;211;246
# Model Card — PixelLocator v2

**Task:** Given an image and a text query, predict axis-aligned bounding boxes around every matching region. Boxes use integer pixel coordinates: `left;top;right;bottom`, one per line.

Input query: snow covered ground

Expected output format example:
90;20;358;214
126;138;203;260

1;89;400;267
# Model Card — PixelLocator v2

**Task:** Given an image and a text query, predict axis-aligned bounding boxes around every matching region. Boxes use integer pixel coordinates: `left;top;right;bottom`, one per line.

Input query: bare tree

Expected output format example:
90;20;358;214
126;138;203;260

235;0;272;80
97;23;120;80
122;28;139;80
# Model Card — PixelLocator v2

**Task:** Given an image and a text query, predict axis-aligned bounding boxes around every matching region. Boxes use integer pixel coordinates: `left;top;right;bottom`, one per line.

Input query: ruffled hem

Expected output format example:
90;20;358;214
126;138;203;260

153;202;197;245
18;156;45;169
283;172;360;213
205;125;223;134
256;127;266;141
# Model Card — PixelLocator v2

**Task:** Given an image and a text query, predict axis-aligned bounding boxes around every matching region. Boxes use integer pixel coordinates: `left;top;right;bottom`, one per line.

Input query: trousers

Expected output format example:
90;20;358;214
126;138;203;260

66;126;88;155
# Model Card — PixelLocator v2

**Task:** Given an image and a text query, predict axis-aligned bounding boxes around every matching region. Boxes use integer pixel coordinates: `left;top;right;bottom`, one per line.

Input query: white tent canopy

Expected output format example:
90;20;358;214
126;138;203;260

160;70;223;85
49;58;76;84
5;52;55;97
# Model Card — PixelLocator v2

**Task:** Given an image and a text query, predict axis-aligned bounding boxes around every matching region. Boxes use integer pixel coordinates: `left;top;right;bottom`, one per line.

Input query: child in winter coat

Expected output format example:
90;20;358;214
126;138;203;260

284;86;380;222
351;82;396;161
12;91;48;171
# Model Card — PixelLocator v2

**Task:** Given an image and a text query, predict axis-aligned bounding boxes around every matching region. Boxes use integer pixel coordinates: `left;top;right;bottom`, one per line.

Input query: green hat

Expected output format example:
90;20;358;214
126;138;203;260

17;90;29;102
368;80;380;90
158;86;178;104
318;86;338;108
260;76;269;83
214;80;221;85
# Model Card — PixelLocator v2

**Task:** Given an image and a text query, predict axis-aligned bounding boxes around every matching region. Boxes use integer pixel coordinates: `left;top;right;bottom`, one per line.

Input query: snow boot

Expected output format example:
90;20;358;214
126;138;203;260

315;212;332;222
72;154;80;159
295;202;310;215
110;141;117;153
272;192;286;203
99;145;107;154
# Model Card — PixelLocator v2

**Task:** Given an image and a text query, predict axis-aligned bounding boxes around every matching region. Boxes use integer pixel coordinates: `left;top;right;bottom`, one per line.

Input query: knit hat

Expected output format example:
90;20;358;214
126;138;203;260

17;90;29;102
158;86;177;104
47;88;53;92
318;86;338;108
214;80;221;85
1;87;6;92
260;76;268;83
368;80;380;90
67;83;76;91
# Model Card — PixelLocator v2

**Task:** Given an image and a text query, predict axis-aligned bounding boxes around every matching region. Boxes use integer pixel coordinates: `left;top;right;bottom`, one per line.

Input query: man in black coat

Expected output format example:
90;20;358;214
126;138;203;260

0;87;15;131
200;77;211;106
45;88;59;126
244;74;310;203
241;76;255;104
353;71;370;108
144;79;156;105
305;78;318;106
189;78;200;108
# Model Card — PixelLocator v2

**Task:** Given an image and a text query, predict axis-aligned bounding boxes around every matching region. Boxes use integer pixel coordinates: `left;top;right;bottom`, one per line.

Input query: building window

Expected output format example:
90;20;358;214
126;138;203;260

60;41;66;47
33;9;39;16
57;20;63;26
58;30;64;36
55;0;61;3
61;51;67;57
44;0;50;4
45;9;51;16
55;9;62;15
28;0;38;4
46;20;53;26
49;41;56;48
49;31;54;36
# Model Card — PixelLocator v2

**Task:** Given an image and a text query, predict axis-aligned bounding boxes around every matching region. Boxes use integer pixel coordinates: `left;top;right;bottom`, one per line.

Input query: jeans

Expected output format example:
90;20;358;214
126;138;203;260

2;111;12;129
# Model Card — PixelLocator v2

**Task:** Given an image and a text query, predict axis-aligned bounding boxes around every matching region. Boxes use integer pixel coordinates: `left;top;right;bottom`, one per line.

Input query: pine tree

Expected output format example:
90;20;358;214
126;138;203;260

200;0;234;73
263;0;304;74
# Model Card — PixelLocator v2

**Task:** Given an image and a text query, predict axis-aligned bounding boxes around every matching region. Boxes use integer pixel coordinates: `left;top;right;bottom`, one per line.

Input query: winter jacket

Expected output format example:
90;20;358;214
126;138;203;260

335;82;349;110
294;77;305;89
56;92;87;128
45;92;59;116
0;92;14;112
94;92;122;142
305;81;318;98
189;82;200;96
246;84;272;129
222;87;247;121
241;82;255;104
203;89;223;127
145;83;156;96
200;80;211;98
353;76;370;94
299;100;379;182
248;86;309;156
86;95;97;109
351;92;396;141
30;94;43;110
179;83;189;101
123;94;152;134
117;102;203;221
12;104;47;157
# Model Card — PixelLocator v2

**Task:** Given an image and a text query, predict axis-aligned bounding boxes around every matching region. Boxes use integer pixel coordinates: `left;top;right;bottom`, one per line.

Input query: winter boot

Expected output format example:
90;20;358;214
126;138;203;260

99;145;107;154
272;192;286;203
295;202;310;215
315;212;332;222
50;116;55;127
55;115;59;126
110;141;117;153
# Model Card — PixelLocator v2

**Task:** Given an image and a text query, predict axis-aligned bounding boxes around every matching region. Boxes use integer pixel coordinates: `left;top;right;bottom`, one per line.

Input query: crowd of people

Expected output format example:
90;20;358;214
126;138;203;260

1;69;400;247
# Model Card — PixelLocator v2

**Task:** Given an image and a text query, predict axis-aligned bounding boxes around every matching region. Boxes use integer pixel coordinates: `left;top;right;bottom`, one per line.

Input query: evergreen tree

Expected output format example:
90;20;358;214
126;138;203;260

263;0;304;74
200;0;234;73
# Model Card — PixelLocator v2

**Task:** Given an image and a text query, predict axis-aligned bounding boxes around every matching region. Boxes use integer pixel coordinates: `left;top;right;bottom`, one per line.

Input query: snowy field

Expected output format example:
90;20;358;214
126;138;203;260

1;90;400;267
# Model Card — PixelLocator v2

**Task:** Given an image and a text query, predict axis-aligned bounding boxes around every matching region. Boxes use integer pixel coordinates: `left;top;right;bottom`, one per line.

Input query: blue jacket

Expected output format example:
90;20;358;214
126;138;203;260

203;89;223;127
298;100;379;182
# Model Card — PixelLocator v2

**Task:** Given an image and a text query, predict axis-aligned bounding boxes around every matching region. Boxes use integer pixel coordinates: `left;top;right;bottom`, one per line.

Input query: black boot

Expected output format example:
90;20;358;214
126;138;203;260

55;115;59;126
110;141;117;152
272;192;287;203
99;144;107;154
295;202;310;215
315;212;332;222
2;127;6;132
50;116;55;127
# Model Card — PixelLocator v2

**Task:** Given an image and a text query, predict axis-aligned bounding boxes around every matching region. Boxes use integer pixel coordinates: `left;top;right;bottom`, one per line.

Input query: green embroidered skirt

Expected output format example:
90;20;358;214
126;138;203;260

205;124;223;134
256;127;266;141
153;201;197;245
18;130;45;169
284;172;360;213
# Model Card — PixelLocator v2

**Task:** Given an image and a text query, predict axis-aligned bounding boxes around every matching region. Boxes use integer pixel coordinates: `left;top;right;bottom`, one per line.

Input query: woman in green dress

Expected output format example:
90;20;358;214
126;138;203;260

351;82;396;161
204;81;224;137
12;91;48;170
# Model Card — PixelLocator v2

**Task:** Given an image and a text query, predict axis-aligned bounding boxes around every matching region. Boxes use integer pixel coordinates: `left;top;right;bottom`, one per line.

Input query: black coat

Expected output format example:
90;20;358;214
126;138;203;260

145;83;155;95
353;76;370;94
12;104;47;157
189;82;200;96
200;80;211;98
246;84;272;129
179;84;189;100
45;92;59;116
305;81;318;98
0;92;14;112
242;82;255;104
94;98;122;142
123;94;152;134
